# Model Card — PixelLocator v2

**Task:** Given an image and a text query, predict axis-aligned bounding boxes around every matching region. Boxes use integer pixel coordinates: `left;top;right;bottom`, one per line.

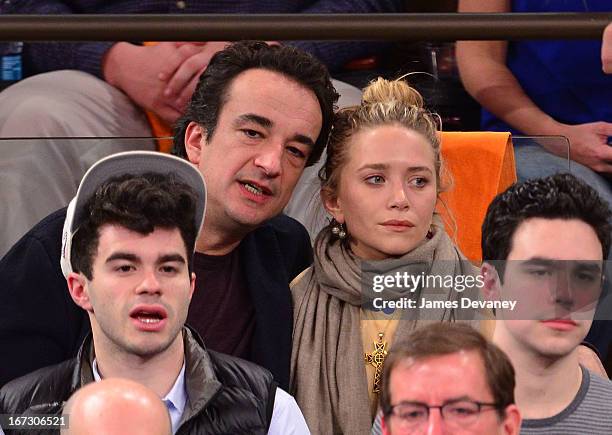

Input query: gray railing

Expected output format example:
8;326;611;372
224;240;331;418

0;12;610;41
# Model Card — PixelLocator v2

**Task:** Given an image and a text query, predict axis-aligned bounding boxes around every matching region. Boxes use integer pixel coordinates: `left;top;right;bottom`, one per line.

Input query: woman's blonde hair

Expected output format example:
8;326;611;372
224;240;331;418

320;77;446;199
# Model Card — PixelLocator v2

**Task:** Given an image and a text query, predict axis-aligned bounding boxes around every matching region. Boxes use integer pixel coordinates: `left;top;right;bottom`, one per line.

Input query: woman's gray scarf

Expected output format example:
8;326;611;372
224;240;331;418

290;222;480;435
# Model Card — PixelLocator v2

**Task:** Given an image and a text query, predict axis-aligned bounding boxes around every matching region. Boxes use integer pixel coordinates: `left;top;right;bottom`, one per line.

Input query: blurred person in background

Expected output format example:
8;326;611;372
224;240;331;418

456;1;612;205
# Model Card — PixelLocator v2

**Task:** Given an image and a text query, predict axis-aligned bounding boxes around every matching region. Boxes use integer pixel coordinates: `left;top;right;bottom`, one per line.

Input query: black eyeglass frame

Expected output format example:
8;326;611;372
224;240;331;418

384;399;502;426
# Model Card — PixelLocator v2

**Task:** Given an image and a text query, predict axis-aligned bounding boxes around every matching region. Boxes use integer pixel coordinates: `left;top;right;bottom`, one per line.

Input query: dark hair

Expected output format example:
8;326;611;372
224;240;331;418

380;323;515;422
71;173;199;279
173;40;338;167
481;173;611;267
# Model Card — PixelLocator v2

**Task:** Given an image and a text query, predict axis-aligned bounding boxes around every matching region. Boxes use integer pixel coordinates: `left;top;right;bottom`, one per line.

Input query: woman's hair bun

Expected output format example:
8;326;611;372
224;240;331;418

361;77;423;108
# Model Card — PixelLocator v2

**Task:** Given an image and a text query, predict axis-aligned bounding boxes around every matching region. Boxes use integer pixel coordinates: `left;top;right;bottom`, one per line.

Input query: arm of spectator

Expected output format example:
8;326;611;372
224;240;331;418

603;22;612;74
288;0;403;71
456;0;612;173
102;42;205;124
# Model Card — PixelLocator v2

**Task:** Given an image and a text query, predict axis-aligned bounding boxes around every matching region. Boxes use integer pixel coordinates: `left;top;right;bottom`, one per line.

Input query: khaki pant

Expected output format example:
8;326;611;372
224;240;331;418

0;70;154;257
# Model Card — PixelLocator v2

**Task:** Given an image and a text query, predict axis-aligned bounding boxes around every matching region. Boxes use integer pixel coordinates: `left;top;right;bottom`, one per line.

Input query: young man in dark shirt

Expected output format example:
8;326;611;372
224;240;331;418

481;174;612;434
0;41;338;390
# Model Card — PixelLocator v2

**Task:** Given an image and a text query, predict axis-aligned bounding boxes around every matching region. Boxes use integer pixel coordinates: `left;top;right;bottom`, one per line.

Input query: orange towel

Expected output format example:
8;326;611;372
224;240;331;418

142;41;176;153
438;131;516;264
145;111;173;153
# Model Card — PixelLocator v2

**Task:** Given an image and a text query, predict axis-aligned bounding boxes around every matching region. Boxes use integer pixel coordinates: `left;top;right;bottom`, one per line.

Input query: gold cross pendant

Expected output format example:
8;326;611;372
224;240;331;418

364;332;388;394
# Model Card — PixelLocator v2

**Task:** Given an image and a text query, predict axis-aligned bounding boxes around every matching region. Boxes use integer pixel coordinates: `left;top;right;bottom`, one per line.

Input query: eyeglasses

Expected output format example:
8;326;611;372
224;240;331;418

387;399;500;429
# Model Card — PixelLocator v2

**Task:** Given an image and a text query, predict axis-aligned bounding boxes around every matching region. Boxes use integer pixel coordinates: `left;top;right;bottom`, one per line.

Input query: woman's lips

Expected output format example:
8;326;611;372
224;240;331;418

380;220;415;231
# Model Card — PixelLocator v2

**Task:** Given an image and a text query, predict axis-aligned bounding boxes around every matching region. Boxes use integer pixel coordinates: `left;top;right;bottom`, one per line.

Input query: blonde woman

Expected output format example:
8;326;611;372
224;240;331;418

290;78;483;434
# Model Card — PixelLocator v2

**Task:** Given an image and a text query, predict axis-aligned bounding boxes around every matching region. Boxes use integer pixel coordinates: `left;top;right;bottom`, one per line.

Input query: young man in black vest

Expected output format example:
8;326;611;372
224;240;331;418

0;151;309;434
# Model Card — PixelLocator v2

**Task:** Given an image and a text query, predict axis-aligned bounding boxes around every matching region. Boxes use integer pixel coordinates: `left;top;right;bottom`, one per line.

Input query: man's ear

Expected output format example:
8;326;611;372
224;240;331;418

189;272;196;300
321;187;345;224
67;273;93;312
502;404;522;435
481;262;502;300
184;122;207;165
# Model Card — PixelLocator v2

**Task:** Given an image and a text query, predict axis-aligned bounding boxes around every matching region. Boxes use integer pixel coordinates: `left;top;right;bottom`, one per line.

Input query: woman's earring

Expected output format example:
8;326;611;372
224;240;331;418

426;227;434;239
331;219;347;239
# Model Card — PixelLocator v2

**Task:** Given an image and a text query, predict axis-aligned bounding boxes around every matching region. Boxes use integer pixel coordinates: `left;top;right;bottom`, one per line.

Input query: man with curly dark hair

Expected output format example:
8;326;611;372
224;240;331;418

481;173;612;434
481;173;611;266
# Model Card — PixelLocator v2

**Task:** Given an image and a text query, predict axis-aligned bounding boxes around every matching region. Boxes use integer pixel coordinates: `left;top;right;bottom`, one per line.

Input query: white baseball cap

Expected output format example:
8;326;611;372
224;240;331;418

60;151;206;278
